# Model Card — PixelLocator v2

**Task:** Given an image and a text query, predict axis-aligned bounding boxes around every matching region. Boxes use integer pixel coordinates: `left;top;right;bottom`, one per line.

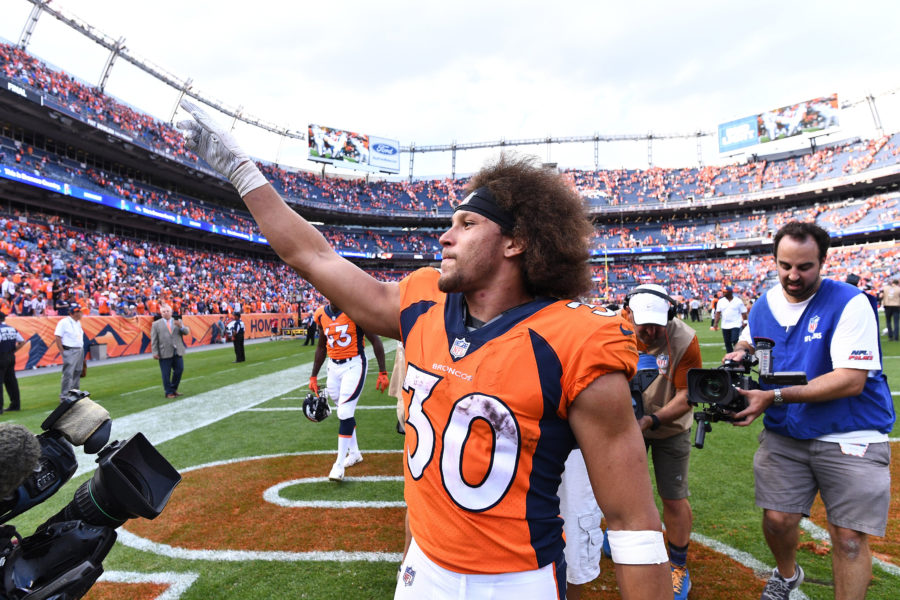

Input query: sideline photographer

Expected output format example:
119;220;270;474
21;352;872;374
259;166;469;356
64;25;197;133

559;284;702;600
623;284;702;600
726;222;894;600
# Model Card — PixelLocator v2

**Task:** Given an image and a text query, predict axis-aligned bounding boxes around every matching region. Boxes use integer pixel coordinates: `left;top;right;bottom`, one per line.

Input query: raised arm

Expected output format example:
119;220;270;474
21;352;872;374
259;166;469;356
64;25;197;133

177;101;400;339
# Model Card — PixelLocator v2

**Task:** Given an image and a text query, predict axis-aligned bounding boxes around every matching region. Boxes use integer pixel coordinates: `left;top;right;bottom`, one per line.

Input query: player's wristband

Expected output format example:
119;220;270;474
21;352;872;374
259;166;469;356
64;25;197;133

230;161;269;198
606;530;668;564
649;414;661;430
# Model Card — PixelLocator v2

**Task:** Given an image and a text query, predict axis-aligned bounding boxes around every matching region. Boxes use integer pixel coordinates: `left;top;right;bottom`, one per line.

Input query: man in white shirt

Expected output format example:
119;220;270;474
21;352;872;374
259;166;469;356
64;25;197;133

1;273;15;300
689;298;701;322
712;285;747;353
882;277;900;341
53;304;84;400
30;294;46;317
726;221;894;600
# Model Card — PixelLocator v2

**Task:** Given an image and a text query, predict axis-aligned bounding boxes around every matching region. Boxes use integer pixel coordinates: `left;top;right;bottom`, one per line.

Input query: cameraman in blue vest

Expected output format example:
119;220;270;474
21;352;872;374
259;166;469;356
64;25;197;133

726;221;894;600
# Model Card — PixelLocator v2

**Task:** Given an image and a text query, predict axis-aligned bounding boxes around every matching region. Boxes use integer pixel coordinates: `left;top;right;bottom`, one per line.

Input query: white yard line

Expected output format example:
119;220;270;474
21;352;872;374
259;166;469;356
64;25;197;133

690;531;809;600
97;570;200;600
800;519;900;576
95;338;899;597
75;341;397;476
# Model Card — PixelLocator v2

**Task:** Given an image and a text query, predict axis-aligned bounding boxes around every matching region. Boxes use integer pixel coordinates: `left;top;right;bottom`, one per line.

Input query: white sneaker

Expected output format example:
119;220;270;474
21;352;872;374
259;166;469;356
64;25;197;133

760;564;804;600
328;462;345;482
344;451;363;468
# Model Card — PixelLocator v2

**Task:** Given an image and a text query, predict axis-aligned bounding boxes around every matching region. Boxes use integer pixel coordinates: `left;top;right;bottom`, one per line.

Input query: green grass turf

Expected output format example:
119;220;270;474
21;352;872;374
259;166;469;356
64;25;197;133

2;325;898;599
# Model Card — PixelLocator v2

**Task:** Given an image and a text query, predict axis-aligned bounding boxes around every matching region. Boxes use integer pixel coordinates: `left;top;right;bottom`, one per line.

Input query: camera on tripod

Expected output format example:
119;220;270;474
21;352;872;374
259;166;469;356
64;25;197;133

0;389;181;600
687;337;807;448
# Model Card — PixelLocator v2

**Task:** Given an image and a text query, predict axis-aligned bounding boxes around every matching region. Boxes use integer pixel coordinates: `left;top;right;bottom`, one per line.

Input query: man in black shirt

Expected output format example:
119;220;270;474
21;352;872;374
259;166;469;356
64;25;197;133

0;311;26;412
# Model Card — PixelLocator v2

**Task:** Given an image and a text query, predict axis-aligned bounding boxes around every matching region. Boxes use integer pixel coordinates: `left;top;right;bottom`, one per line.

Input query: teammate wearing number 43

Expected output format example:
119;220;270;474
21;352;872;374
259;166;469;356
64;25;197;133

177;99;670;599
308;303;388;482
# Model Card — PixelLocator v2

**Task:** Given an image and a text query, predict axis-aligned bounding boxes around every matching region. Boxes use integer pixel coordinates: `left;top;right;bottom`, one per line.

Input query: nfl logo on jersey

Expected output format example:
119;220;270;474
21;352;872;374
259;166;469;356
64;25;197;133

450;337;470;359
403;565;416;587
808;315;820;333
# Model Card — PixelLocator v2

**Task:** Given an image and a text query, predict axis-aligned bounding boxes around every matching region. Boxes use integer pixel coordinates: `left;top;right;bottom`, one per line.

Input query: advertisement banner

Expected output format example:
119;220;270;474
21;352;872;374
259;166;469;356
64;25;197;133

8;313;296;371
718;115;760;153
718;93;840;153
368;135;401;173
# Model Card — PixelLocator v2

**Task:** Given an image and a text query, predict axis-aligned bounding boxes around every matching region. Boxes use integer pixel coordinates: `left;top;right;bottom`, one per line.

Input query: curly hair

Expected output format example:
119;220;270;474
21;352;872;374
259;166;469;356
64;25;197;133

465;153;593;299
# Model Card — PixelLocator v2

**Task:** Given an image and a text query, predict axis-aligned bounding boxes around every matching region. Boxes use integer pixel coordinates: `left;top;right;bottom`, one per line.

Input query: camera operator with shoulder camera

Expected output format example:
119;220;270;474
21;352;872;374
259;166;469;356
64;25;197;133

725;221;895;600
623;284;702;600
0;390;180;599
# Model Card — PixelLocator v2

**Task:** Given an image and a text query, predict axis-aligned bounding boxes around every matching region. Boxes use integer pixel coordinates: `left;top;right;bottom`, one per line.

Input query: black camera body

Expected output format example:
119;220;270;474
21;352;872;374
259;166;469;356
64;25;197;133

687;353;756;418
0;390;181;600
687;337;807;448
629;369;659;420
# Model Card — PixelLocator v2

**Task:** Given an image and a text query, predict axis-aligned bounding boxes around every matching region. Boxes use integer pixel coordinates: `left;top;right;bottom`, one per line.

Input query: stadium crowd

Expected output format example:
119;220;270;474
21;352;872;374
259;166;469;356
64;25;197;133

1;43;195;163
3;135;899;260
0;201;896;327
3;42;900;224
3;40;900;325
568;133;900;208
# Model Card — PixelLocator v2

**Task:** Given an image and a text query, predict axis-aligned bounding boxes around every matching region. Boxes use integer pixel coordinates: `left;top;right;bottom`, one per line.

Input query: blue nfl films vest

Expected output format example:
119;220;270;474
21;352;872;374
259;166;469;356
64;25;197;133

749;278;895;439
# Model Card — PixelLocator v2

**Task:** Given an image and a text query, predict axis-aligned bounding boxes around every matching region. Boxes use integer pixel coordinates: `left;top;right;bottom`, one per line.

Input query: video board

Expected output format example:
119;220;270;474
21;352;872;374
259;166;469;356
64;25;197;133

718;94;840;153
308;124;400;174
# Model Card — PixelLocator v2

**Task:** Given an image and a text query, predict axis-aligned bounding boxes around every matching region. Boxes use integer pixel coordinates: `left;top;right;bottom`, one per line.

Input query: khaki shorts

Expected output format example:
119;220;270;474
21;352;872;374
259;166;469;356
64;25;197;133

645;430;692;500
754;429;891;536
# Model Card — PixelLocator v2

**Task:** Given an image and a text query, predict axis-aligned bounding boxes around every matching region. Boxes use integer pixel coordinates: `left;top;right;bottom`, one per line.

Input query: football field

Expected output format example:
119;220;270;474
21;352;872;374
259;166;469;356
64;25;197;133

5;324;899;599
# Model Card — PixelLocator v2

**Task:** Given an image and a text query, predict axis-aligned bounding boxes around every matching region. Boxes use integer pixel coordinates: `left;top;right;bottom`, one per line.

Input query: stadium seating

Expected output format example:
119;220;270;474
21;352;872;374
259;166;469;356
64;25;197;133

3;41;900;319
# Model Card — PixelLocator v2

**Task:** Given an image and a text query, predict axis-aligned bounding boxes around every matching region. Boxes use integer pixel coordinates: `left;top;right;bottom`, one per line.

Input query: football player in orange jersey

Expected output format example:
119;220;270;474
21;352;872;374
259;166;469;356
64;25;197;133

179;102;670;599
309;302;389;481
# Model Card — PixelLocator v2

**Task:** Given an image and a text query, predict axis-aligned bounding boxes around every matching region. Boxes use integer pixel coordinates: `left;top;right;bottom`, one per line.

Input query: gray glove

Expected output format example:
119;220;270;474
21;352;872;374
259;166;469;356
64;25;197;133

176;99;268;197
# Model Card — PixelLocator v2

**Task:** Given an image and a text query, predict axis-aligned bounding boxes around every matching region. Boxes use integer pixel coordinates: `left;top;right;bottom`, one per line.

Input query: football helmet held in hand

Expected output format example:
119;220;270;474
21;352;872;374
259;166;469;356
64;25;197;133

303;392;331;423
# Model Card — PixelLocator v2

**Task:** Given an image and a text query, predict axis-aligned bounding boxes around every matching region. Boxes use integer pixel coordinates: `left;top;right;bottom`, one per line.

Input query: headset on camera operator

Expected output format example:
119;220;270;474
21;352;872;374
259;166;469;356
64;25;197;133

558;284;701;600
622;284;701;599
724;221;895;599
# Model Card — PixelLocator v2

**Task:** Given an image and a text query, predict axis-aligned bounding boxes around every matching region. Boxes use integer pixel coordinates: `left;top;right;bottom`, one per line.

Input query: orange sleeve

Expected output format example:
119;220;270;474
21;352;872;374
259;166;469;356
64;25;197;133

562;309;638;414
672;335;702;390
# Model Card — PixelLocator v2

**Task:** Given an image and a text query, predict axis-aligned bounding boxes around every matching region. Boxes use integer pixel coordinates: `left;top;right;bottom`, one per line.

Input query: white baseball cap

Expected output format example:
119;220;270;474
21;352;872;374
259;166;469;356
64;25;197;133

627;284;671;326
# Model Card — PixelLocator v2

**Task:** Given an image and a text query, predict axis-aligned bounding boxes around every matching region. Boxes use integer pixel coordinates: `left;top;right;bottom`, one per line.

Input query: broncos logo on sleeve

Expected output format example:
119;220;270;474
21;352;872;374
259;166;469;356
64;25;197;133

396;268;637;575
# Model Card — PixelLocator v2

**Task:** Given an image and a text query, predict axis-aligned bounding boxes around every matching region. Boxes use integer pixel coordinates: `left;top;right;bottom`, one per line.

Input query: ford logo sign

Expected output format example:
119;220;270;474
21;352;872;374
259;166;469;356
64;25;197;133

373;143;398;155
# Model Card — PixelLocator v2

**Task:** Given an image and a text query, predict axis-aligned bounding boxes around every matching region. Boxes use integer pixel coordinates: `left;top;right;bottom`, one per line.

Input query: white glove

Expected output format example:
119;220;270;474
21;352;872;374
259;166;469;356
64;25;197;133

176;99;268;197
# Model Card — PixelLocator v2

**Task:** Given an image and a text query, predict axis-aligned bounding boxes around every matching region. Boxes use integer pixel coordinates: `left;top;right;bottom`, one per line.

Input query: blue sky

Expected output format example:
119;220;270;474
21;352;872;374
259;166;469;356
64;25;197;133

3;0;899;177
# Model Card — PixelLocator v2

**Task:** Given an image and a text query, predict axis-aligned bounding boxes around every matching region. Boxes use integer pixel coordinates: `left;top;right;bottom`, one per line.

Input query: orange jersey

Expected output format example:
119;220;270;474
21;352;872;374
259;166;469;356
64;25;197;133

398;268;638;574
314;305;365;360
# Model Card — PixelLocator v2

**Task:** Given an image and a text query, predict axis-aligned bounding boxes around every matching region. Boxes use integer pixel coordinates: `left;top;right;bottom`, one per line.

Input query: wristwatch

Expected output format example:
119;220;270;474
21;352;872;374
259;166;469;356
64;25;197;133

772;388;784;405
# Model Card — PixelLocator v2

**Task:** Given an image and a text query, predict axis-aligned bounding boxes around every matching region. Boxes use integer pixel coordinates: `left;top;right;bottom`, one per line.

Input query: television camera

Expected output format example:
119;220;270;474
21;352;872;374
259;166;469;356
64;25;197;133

629;353;660;421
687;338;807;448
0;390;181;600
